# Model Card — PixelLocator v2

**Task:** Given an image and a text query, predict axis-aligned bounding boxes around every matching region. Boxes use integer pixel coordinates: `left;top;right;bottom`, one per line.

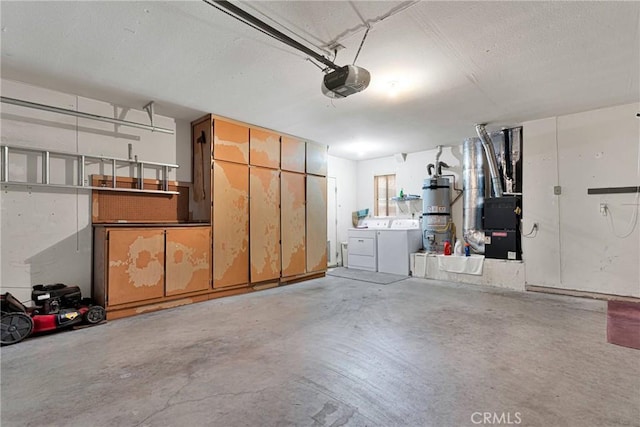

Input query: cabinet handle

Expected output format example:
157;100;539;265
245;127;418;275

358;239;364;242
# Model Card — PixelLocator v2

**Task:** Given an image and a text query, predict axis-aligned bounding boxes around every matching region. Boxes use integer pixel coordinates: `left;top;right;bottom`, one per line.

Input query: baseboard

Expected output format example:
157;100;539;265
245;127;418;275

525;285;640;303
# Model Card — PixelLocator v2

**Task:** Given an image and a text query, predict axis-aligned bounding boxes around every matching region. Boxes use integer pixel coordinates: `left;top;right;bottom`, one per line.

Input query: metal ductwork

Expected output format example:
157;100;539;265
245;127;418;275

463;137;485;253
475;124;504;197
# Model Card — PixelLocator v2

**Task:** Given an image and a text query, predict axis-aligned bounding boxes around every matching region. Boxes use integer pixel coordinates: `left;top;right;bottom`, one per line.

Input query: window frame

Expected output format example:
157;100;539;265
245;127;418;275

374;174;396;217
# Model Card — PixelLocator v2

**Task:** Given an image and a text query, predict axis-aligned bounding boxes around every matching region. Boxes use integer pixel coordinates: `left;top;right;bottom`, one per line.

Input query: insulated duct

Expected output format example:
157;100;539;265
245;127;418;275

476;124;504;197
463;137;485;253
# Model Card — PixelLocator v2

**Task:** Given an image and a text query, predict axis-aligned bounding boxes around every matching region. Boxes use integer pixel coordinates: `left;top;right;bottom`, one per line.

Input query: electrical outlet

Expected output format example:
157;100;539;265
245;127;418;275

600;203;607;216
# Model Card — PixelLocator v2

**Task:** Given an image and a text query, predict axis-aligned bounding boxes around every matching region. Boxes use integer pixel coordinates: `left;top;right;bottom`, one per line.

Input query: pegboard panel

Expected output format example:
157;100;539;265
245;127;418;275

91;175;189;223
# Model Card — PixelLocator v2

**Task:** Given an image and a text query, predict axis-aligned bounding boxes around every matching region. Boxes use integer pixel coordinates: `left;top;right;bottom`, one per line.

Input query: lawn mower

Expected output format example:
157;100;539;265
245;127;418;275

1;284;106;345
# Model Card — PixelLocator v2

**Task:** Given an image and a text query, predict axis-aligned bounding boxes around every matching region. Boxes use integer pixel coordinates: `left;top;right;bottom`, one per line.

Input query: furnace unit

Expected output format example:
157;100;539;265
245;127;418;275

483;196;522;260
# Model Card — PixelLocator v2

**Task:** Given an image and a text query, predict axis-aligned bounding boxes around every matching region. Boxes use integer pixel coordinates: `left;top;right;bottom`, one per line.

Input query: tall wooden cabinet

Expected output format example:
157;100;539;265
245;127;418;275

250;167;281;283
213;160;249;288
305;141;328;273
190;114;327;293
281;171;306;278
306;174;328;273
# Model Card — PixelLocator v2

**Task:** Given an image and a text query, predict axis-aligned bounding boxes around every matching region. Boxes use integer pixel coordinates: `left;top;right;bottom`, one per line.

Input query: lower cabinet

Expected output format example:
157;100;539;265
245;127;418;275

105;228;166;306
165;227;212;296
93;225;211;318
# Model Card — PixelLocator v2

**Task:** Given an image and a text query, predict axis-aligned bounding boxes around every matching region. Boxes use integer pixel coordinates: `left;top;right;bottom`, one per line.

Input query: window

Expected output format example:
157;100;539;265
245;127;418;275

374;174;396;217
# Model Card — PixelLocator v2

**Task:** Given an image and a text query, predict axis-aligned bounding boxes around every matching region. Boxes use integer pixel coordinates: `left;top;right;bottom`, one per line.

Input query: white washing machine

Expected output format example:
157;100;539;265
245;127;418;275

347;218;392;271
376;219;423;276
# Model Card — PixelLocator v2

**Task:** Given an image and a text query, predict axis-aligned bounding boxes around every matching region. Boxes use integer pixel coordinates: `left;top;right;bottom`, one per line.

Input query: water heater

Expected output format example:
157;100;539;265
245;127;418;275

422;176;453;252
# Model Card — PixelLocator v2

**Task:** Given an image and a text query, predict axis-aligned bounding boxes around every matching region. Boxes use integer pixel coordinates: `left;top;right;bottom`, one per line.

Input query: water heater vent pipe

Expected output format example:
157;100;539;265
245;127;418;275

475;124;504;197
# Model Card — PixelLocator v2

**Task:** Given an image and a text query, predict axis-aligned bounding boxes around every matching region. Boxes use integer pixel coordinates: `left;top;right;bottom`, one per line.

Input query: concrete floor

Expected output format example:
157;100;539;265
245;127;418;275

1;276;639;427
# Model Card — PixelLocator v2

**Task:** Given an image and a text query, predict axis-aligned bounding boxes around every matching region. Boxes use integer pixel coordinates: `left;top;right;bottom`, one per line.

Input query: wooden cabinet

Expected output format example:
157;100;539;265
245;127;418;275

166;227;211;296
105;228;165;305
213;160;249;288
306;175;328;272
281;172;306;277
250;128;280;169
190;114;326;291
92;114;328;320
93;225;211;317
281;136;305;173
250;167;281;283
214;119;249;164
306;141;328;176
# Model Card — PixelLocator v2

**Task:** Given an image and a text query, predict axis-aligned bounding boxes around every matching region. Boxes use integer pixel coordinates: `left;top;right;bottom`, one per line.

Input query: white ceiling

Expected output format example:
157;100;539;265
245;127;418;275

1;1;638;160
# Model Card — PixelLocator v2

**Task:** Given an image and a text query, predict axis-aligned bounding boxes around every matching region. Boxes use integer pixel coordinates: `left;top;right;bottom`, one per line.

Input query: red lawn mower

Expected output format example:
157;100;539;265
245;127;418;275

1;284;106;345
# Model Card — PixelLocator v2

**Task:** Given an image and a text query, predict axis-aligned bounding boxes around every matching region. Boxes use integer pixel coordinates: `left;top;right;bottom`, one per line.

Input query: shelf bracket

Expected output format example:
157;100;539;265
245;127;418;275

143;101;155;129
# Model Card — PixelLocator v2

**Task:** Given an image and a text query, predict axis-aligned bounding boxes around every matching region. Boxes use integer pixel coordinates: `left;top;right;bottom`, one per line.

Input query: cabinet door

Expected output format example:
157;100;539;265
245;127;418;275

250;167;281;282
281;172;306;277
213;119;249;164
281;136;305;173
250;128;280;169
213;161;249;288
107;229;165;306
165;227;211;296
191;116;213;221
306;142;327;176
306;175;328;272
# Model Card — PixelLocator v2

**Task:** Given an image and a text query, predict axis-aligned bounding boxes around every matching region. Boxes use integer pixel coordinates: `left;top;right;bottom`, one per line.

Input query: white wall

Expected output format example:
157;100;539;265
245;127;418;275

327;155;357;265
354;104;639;298
523;103;640;297
0;79;183;302
355;146;464;243
4;81;637;299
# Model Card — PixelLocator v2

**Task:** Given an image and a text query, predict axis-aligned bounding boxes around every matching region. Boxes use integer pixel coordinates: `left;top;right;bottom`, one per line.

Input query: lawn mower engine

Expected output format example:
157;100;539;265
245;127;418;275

32;283;84;314
1;284;106;346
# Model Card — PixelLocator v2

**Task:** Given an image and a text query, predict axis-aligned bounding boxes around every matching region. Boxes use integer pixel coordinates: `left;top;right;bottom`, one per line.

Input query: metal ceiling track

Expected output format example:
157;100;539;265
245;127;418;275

0;96;174;135
1;145;180;195
204;0;341;71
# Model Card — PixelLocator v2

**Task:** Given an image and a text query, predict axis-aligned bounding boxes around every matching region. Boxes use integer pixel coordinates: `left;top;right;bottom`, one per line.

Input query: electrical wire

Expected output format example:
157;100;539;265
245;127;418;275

305;58;328;72
605;200;638;238
440;174;463;205
521;222;538;238
604;112;640;238
325;0;419;53
352;26;370;65
429;220;454;233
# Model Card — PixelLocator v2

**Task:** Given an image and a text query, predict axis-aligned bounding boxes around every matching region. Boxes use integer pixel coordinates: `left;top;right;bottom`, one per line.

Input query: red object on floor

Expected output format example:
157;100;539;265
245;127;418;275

607;300;640;350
